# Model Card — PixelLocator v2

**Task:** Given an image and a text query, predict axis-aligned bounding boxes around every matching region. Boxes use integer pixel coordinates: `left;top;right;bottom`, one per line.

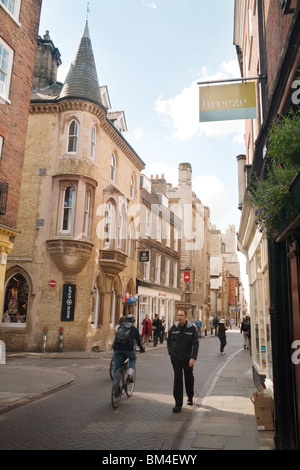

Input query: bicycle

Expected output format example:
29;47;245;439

111;354;136;409
109;356;114;380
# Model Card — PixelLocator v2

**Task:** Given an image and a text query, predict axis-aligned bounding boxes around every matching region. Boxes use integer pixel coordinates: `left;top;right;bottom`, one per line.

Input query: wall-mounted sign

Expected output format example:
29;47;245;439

61;284;76;322
139;251;150;262
184;271;191;283
199;82;257;122
49;280;57;288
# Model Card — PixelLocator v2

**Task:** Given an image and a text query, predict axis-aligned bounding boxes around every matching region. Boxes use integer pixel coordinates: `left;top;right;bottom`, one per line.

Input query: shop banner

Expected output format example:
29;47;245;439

61;284;76;322
199;82;257;122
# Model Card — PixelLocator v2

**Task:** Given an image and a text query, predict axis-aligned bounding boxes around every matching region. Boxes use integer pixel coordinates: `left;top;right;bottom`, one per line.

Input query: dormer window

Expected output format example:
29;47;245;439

68;120;78;153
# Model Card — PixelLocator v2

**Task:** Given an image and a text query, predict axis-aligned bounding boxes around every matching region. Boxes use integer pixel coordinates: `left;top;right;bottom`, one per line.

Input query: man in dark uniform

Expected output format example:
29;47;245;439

167;310;199;413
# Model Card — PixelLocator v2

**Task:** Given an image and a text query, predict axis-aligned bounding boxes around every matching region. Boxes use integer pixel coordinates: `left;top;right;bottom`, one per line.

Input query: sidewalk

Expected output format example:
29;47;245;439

179;347;275;451
0;341;275;451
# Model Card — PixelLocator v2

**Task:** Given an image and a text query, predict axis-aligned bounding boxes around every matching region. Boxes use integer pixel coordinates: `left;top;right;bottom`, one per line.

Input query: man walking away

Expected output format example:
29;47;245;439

218;319;227;354
167;310;199;413
240;315;251;350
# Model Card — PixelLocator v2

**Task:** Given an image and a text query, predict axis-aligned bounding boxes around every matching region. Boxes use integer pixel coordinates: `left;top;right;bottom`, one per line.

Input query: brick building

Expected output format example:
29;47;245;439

234;0;300;449
0;0;42;327
1;22;145;351
210;225;241;323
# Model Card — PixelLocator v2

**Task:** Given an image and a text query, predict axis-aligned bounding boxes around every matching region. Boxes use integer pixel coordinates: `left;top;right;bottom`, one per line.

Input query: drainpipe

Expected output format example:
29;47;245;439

257;0;268;123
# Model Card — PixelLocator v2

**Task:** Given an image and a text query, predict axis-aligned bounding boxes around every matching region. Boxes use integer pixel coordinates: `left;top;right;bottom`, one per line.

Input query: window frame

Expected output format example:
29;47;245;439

90;125;96;160
67;119;78;154
155;253;161;284
60;184;76;235
0;38;14;104
0;0;21;22
130;174;135;199
83;188;92;238
110;153;116;182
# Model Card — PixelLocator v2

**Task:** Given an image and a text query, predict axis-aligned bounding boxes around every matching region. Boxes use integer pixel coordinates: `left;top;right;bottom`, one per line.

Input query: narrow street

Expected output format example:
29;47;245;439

0;330;244;451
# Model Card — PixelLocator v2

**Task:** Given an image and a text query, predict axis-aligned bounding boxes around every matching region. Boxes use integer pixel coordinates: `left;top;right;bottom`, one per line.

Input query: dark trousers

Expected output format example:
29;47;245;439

219;338;227;352
171;359;194;407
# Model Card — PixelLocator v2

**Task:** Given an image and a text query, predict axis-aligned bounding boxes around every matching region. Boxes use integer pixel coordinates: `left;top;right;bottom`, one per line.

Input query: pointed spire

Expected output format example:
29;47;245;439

59;20;102;106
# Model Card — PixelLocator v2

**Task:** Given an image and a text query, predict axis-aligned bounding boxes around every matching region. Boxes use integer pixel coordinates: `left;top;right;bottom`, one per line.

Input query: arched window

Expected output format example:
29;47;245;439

2;273;29;326
90;126;96;160
111;153;116;182
68;120;78;153
130;174;135;199
105;200;116;247
118;203;127;251
61;185;75;233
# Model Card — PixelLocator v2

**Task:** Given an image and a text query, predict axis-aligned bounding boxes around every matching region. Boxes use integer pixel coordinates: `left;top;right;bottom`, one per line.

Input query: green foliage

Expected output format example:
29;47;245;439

250;111;300;237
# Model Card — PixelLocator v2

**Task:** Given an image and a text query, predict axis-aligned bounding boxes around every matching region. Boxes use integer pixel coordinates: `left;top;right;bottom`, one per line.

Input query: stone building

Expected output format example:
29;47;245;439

210;225;241;323
234;0;300;449
1;22;145;352
151;163;211;329
0;0;42;329
137;174;182;335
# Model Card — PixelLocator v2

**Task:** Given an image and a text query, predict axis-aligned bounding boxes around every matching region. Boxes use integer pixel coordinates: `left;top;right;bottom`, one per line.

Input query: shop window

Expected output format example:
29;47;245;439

2;273;29;326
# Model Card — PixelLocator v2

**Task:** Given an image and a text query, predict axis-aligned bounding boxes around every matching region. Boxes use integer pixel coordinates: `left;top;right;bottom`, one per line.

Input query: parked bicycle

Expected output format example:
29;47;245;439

111;354;136;409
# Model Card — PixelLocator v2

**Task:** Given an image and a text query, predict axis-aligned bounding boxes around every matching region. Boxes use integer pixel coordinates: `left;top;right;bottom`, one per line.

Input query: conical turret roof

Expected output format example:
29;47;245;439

59;21;102;105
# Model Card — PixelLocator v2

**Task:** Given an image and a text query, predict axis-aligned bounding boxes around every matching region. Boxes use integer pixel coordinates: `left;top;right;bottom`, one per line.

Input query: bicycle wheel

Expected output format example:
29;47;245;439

109;356;114;380
125;369;136;397
111;370;122;409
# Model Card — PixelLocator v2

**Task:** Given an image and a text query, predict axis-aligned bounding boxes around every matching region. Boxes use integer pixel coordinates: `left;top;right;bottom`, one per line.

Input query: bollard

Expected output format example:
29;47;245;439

205;328;207;337
59;327;64;352
211;327;213;335
0;340;6;364
42;327;47;353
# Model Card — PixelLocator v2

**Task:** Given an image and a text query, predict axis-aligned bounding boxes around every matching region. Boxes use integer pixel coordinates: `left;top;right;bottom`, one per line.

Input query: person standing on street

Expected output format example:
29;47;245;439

167;310;199;413
160;316;166;344
240;315;251;349
141;314;152;345
218;319;227;354
152;313;161;347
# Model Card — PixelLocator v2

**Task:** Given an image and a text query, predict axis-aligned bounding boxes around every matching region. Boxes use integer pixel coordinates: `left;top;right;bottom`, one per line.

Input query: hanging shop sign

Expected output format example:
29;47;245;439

139;251;150;262
199;82;257;122
61;284;76;322
184;271;191;283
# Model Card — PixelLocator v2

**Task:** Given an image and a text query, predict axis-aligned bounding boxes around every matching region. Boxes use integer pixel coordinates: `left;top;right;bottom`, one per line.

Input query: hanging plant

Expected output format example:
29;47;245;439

250;110;300;237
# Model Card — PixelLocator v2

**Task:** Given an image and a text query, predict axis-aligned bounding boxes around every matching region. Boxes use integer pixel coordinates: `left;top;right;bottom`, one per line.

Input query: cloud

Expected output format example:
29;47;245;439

133;127;145;140
142;0;157;9
154;59;245;143
144;162;229;229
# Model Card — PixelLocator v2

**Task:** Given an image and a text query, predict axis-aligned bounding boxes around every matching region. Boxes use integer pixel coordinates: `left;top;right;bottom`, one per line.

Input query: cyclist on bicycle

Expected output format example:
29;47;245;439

113;314;145;382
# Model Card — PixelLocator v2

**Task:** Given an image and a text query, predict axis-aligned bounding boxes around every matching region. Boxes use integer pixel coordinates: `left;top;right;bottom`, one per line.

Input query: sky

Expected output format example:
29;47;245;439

38;0;249;299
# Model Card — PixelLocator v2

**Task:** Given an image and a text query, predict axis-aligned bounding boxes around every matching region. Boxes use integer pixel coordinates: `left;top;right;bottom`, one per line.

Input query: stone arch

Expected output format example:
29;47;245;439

2;266;33;325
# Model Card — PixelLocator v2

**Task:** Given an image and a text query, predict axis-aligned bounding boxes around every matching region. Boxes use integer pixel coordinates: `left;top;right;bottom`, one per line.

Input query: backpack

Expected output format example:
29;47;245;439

115;324;132;344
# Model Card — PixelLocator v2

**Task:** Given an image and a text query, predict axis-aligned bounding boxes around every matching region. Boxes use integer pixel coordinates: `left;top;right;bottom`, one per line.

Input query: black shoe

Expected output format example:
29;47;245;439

187;398;194;406
172;406;182;413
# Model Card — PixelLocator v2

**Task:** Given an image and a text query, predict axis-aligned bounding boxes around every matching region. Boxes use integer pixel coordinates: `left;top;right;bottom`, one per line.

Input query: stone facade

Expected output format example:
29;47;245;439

151;163;211;329
1;23;144;352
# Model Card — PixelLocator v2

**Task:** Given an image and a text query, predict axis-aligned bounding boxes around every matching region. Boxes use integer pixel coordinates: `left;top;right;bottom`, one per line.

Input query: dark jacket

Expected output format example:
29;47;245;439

167;320;199;361
113;322;143;351
218;323;227;339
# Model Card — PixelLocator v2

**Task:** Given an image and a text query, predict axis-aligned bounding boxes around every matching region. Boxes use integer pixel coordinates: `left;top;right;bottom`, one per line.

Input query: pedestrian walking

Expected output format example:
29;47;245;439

218;318;227;354
240;315;251;349
152;313;161;347
167;310;199;413
141;314;152;345
212;315;219;336
160;316;166;344
195;319;202;338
